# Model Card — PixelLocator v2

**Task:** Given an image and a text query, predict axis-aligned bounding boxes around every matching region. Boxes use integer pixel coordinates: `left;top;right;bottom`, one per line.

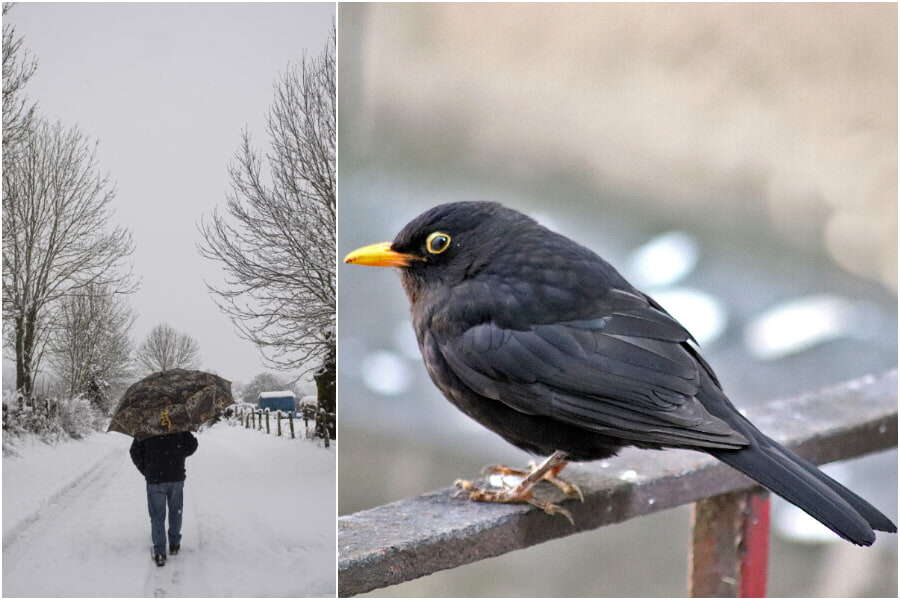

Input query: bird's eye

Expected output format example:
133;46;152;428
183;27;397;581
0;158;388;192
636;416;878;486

426;232;451;255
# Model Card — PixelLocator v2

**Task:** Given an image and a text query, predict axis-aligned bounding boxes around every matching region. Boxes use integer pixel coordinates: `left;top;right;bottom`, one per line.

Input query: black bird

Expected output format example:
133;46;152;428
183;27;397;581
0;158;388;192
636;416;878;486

344;201;895;545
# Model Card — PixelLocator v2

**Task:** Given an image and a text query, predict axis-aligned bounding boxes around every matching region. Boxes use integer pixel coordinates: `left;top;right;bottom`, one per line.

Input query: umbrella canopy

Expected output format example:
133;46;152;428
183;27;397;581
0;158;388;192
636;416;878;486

108;369;234;438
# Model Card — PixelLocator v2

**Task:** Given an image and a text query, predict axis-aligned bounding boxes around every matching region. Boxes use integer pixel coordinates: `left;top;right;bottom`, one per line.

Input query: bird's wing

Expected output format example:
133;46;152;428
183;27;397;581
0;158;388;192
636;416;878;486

437;289;748;449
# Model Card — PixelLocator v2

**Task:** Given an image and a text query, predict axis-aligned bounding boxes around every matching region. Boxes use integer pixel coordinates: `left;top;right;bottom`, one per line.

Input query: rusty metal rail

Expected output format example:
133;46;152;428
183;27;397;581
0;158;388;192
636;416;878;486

338;370;898;597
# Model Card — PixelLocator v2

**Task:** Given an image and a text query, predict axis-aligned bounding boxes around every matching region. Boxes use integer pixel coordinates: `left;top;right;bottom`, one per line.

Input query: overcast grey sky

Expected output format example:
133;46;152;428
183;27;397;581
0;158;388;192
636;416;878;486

7;3;334;384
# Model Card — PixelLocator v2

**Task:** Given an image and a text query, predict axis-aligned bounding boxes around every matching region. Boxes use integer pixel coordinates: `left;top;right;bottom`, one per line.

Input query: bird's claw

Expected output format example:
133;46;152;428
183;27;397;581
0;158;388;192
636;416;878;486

547;475;584;502
527;497;575;525
454;478;524;503
479;463;584;501
453;472;578;525
453;479;475;497
480;464;528;477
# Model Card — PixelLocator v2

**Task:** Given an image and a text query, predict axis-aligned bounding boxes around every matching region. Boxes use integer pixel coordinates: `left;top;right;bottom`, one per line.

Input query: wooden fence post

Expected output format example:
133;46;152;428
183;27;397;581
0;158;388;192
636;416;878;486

289;412;295;439
277;412;282;436
265;411;270;434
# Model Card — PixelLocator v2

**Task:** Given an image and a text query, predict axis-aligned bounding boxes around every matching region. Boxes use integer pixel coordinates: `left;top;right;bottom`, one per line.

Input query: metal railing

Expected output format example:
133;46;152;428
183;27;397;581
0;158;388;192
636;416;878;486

338;370;898;597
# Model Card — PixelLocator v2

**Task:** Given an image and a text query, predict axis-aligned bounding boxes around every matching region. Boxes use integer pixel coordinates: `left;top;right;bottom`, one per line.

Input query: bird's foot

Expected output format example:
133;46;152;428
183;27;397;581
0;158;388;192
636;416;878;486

480;460;584;502
453;478;575;525
452;451;580;524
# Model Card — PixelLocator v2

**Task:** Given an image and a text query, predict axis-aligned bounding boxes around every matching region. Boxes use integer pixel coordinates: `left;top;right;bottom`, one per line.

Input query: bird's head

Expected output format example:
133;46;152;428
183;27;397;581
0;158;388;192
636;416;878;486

344;201;537;298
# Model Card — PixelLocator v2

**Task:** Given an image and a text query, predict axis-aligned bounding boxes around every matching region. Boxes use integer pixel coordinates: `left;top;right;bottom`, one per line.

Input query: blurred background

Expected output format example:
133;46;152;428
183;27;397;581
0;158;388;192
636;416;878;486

338;4;897;597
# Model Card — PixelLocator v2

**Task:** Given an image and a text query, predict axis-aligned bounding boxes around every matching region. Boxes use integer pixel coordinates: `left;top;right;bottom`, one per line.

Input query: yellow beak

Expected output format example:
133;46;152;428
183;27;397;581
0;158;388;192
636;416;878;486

343;242;420;268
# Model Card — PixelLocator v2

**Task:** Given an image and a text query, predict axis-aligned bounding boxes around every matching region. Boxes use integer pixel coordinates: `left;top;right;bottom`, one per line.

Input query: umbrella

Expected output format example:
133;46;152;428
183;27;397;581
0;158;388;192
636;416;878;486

108;369;234;438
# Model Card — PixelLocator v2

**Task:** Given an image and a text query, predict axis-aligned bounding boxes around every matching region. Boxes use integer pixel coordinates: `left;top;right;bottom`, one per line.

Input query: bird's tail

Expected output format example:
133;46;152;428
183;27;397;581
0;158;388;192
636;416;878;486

701;383;895;546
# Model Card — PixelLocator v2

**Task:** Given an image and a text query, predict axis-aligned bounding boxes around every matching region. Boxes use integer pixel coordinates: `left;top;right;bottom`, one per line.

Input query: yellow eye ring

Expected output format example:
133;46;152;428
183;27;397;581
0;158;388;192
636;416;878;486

426;231;452;255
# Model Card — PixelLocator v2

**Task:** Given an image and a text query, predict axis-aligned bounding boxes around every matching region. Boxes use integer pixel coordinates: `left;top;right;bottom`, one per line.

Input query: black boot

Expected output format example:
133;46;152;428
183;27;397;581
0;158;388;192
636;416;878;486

169;543;180;556
154;552;166;567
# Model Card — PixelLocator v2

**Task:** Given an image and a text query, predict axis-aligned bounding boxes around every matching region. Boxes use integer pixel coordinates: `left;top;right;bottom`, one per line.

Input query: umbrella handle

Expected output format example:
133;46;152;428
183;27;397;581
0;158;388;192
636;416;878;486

160;406;173;432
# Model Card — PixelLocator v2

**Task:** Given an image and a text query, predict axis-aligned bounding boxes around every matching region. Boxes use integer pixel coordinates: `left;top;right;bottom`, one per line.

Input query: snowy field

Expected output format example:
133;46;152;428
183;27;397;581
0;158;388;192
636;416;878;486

2;424;335;597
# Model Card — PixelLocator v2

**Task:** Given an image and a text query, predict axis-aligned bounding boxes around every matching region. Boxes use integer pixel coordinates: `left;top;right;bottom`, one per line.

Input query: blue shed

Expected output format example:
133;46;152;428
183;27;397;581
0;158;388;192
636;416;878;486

257;390;295;412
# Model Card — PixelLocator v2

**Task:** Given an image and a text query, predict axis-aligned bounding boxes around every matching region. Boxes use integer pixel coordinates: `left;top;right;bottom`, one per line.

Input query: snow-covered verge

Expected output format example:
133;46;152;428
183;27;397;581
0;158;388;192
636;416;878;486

2;425;335;597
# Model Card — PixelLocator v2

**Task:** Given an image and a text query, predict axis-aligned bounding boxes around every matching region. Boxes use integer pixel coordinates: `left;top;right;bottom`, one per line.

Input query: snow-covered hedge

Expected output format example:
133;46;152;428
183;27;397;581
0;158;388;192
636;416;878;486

3;389;110;448
57;395;109;439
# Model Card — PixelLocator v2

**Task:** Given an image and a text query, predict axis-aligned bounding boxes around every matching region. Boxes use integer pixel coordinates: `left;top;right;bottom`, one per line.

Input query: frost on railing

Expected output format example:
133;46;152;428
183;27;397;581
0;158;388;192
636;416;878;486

339;371;898;597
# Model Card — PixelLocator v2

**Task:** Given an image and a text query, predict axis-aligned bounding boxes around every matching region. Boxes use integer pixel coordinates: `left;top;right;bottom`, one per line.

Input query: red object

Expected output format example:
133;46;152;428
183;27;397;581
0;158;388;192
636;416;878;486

740;491;771;597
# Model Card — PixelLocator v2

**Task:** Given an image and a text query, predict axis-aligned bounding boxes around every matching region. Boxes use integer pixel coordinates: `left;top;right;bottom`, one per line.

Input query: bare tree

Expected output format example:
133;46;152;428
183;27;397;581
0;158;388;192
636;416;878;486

2;4;37;153
135;323;200;373
199;28;335;380
2;119;135;401
316;329;334;414
240;371;289;404
47;282;135;411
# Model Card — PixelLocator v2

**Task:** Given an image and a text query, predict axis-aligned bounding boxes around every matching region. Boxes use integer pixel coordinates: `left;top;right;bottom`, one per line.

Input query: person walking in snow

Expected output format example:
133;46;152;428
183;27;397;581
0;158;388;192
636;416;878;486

129;432;198;567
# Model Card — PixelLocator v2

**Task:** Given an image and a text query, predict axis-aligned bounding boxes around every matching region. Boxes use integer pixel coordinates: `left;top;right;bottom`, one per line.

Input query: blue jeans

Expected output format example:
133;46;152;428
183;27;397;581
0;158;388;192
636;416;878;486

146;481;184;555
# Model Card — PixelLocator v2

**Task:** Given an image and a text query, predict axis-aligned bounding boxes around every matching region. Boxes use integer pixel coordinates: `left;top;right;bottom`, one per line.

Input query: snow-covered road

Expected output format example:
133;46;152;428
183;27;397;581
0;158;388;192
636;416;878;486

3;424;335;597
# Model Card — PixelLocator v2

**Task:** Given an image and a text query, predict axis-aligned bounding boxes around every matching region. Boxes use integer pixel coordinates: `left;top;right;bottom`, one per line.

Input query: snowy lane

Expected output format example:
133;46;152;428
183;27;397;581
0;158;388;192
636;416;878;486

4;437;152;596
3;433;124;539
184;426;336;597
2;425;336;597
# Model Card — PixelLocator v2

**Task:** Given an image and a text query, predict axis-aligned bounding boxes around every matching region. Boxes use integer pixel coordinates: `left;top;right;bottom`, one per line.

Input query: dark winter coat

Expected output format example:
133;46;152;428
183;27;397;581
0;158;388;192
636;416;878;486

129;432;198;484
